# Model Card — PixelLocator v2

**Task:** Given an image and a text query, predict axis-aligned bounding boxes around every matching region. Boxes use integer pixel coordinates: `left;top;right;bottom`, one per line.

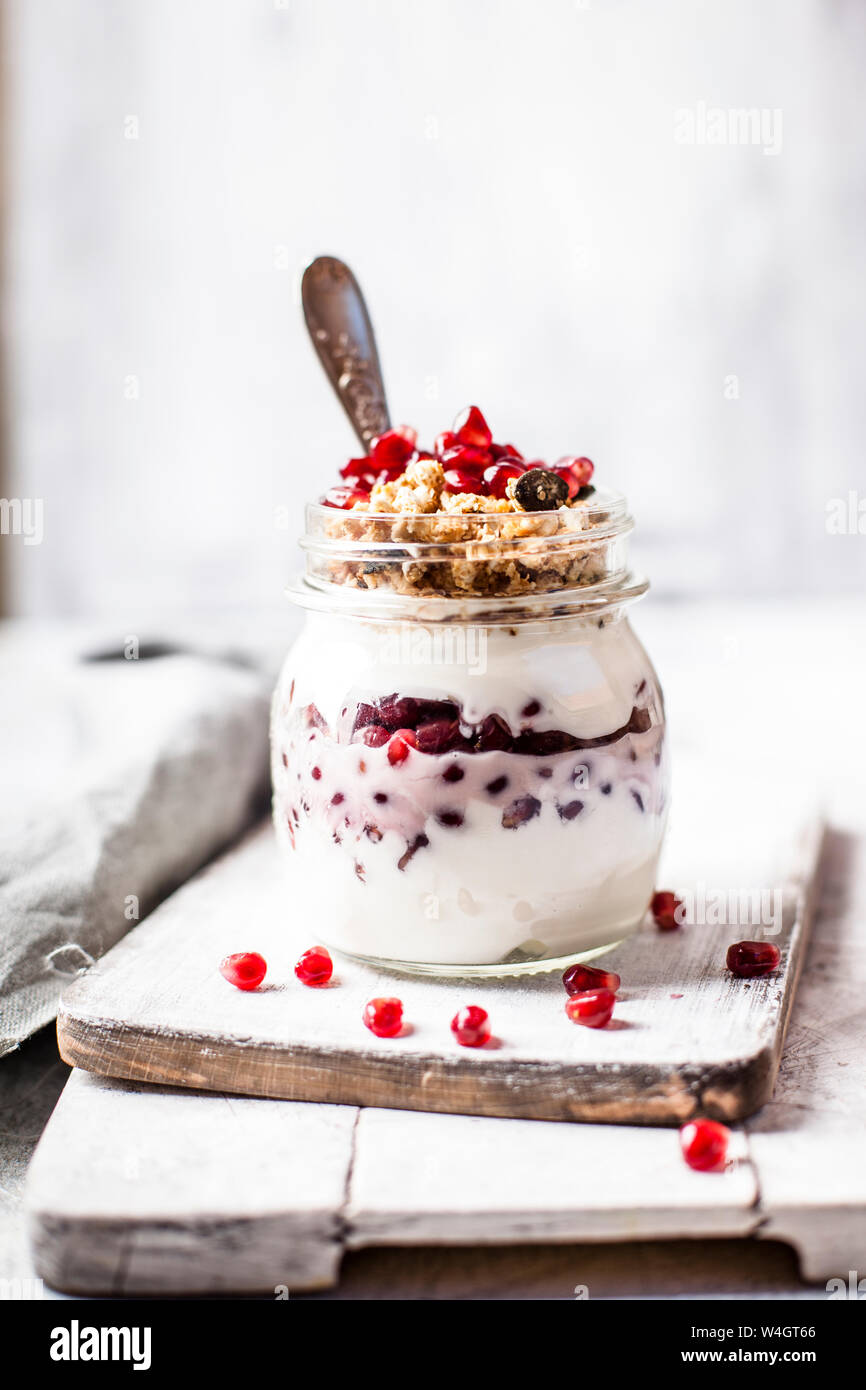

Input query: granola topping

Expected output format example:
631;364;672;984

310;405;621;599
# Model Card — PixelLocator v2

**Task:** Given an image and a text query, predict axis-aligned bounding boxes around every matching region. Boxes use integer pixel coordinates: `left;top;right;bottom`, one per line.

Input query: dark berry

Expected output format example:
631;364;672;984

501;795;541;829
512;468;569;511
485;774;509;795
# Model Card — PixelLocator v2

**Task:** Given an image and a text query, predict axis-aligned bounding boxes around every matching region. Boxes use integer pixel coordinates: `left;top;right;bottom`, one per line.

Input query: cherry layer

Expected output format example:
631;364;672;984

347;694;652;757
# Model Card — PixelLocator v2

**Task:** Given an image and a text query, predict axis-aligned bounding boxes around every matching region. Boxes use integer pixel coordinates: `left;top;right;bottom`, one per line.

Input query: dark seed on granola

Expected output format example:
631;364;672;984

631;790;644;812
436;809;464;828
502;795;542;829
485;774;509;795
513;468;570;512
558;800;584;821
443;764;465;783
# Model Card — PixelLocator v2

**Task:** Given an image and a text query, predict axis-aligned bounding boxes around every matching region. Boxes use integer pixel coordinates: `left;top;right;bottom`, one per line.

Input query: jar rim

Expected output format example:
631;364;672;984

286;570;649;624
295;486;643;619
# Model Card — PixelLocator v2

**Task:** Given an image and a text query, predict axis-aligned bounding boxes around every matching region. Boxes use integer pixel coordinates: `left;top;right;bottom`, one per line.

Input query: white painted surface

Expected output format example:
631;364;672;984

26;1072;356;1293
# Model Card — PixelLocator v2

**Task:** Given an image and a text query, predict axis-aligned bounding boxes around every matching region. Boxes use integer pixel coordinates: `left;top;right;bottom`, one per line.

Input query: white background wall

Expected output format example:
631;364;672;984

4;0;866;620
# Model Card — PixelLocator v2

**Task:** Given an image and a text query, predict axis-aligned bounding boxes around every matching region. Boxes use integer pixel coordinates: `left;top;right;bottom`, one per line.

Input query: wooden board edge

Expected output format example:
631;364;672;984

55;1009;787;1127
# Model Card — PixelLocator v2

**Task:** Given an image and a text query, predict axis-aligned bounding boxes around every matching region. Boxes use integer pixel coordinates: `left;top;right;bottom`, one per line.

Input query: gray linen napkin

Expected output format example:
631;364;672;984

0;629;272;1055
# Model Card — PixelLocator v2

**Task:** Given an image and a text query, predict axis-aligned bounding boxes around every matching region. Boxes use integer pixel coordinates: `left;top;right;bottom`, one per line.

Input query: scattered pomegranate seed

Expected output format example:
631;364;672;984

680;1119;730;1172
435;430;457;455
565;987;616;1028
387;729;418;765
451;1005;491;1048
453;405;492;449
484;461;524;499
651;890;684;930
370;426;417;469
323;485;368;510
726;941;781;978
443;467;488;495
219;952;267;991
295;946;333;987
363;996;404;1038
562;962;621;995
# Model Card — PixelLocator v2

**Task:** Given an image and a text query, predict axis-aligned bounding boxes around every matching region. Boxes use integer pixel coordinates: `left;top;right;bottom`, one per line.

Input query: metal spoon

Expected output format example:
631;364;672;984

301;256;390;451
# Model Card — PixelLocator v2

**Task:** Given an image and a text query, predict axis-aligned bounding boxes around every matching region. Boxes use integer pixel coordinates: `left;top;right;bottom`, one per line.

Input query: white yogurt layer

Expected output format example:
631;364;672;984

271;610;668;969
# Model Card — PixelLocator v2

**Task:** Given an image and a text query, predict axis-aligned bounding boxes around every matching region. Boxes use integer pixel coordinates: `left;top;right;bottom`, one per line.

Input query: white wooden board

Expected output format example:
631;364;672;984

53;811;822;1125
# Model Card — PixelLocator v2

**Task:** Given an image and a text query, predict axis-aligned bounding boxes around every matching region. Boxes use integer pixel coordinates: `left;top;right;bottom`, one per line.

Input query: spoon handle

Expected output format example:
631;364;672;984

301;256;391;451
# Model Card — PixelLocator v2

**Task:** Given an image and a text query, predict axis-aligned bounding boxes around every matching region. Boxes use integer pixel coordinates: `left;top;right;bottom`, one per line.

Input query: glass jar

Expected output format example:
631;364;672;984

271;489;668;975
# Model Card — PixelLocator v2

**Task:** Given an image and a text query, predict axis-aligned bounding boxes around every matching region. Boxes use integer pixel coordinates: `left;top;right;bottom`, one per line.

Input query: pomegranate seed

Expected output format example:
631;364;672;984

490;442;525;462
571;456;594;486
323;486;368;510
483;461;524;499
451;1005;491;1048
453;405;492;449
651;890;684;930
553;463;582;501
388;729;418;765
562;962;621;995
726;941;781;978
357;724;390;748
680;1119;730;1172
295;946;333;987
340;456;374;479
565;987;616;1028
435;430;457;455
363;996;404;1038
370;426;417;470
440;444;491;470
219;952;267;991
443;467;487;495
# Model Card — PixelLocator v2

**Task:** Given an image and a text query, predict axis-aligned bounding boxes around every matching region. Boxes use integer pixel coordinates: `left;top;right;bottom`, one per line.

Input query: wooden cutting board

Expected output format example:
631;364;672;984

28;825;866;1296
56;805;824;1125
